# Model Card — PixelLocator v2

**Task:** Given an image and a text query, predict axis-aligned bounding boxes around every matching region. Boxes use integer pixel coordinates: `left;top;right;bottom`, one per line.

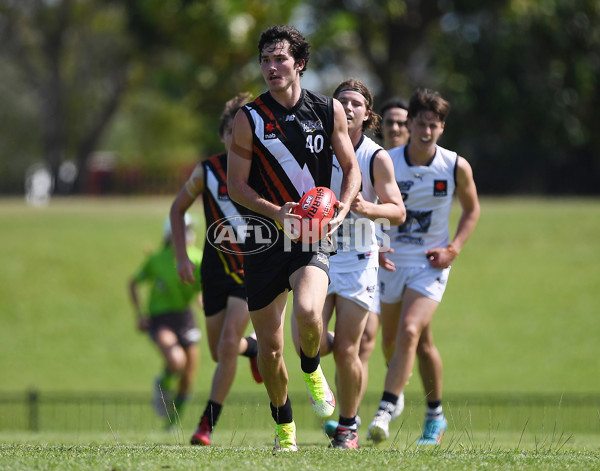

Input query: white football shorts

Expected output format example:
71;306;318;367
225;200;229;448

378;265;451;304
327;266;379;311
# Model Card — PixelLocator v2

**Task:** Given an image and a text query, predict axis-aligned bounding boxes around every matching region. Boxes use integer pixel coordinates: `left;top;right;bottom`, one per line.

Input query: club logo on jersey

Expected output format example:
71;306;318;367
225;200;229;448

301;119;324;133
398;209;432;236
397;180;414;192
397;180;413;202
264;121;277;140
433;180;448;197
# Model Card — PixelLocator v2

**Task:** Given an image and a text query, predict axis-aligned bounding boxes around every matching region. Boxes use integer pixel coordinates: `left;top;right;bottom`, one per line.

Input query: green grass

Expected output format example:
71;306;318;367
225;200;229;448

0;432;599;471
2;196;599;394
1;196;600;468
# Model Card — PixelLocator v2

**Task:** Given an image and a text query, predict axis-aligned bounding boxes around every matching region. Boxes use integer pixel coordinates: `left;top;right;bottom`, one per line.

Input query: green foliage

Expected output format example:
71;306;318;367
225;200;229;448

2;0;599;194
102;88;203;166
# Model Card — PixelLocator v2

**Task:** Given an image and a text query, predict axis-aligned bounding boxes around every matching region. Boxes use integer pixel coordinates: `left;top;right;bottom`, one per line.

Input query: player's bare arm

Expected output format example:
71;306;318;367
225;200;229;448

350;149;406;225
227;110;301;228
425;155;480;268
328;99;361;230
451;155;480;252
170;176;202;284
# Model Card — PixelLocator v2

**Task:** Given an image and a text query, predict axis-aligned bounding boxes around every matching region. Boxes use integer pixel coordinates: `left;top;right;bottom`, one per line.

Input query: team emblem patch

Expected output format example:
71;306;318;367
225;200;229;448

433;180;448;197
301;120;324;133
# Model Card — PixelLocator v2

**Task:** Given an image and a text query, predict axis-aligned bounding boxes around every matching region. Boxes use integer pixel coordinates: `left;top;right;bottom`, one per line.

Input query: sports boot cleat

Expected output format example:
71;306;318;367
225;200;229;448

416;414;448;445
329;427;359;449
249;355;263;384
190;416;211;446
248;332;263;383
273;421;298;452
302;365;336;418
367;409;392;444
323;419;338;438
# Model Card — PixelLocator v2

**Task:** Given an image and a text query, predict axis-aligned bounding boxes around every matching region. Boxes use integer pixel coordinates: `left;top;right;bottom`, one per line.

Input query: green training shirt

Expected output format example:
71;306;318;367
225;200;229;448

134;244;203;316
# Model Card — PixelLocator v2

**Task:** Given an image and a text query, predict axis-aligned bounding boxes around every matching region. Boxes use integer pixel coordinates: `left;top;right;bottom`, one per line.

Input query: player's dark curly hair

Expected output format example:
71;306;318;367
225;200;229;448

333;78;380;133
258;25;310;76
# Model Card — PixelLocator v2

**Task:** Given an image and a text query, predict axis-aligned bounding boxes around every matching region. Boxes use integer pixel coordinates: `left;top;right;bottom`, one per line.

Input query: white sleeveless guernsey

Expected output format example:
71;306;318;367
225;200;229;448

330;135;382;272
385;144;458;268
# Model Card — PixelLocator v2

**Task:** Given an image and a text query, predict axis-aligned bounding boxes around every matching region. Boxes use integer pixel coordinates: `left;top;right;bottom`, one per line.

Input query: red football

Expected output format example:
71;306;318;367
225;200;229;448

291;187;337;243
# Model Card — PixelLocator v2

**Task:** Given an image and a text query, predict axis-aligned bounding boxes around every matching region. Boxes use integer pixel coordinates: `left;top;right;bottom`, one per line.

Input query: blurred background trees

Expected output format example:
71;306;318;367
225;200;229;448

0;0;598;196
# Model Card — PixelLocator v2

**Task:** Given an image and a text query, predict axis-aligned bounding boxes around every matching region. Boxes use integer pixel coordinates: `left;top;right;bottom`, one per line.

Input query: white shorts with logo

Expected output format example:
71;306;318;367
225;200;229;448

378;265;451;304
328;266;379;311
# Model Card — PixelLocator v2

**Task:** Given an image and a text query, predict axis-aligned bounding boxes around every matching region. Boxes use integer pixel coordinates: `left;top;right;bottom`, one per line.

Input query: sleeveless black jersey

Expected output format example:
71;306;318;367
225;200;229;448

242;89;335;208
201;153;245;283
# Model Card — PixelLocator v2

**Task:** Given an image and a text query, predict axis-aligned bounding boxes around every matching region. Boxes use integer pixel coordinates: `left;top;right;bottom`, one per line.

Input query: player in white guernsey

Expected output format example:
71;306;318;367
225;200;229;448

358;97;411;421
367;88;480;446
312;79;405;449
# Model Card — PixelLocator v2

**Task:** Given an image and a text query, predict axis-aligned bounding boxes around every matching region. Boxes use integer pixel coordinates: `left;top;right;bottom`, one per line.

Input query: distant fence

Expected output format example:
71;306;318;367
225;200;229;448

1;391;598;435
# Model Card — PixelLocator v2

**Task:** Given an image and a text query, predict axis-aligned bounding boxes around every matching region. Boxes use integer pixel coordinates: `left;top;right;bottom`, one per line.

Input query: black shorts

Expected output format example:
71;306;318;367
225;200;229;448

243;239;331;311
201;271;246;317
149;310;200;348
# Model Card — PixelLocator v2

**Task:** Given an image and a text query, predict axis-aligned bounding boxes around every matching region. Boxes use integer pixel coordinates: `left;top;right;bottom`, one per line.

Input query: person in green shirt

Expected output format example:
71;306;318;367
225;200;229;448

128;214;202;425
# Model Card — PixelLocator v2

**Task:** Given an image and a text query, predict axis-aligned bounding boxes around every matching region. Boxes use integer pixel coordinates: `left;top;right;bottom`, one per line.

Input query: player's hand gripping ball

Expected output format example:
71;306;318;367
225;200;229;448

291;187;337;243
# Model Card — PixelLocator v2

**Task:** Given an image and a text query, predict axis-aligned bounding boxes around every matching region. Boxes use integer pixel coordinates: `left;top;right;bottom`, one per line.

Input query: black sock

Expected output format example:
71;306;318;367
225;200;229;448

427;400;442;410
270;396;293;425
300;348;320;374
381;391;399;405
202;400;222;429
338;415;357;430
378;391;399;415
242;335;258;358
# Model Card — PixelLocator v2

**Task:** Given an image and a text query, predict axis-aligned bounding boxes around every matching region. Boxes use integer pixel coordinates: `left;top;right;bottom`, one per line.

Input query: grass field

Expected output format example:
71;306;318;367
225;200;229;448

1;196;599;468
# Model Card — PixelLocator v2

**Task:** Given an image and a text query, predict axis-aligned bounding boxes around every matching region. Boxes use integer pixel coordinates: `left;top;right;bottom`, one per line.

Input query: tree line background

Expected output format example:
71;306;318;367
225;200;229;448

0;0;598;196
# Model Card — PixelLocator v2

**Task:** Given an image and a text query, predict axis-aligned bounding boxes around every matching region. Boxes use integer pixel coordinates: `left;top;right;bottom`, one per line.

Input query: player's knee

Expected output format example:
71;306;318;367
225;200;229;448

399;323;421;346
333;341;358;364
167;348;187;373
218;333;241;357
260;347;283;365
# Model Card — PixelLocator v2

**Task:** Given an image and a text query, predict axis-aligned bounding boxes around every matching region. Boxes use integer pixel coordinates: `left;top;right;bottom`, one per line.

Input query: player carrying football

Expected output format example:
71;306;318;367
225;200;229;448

227;25;361;451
